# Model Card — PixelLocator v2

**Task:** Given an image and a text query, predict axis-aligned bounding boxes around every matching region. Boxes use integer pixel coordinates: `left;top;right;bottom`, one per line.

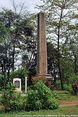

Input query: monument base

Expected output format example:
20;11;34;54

15;89;22;93
37;74;54;79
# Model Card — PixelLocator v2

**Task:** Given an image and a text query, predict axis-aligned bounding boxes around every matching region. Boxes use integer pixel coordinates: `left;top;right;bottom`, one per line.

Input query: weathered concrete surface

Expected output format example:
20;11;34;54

37;12;47;75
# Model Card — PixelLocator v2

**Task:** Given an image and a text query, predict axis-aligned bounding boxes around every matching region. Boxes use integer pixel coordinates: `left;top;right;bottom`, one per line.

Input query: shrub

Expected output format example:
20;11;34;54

1;82;25;112
0;106;4;113
63;84;72;91
27;81;58;110
9;95;24;111
27;89;43;110
47;98;59;109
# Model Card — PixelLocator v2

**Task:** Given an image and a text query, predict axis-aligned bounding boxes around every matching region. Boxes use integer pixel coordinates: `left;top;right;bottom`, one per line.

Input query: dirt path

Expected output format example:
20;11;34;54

60;99;78;107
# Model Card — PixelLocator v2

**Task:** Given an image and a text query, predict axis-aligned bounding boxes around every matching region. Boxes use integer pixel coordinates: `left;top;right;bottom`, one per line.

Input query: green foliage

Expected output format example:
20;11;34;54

63;84;72;91
47;42;58;76
0;21;8;37
1;82;25;112
27;81;58;110
9;94;24;111
56;80;73;91
0;9;34;88
0;74;4;89
69;74;78;83
56;80;61;90
27;89;43;110
10;68;29;79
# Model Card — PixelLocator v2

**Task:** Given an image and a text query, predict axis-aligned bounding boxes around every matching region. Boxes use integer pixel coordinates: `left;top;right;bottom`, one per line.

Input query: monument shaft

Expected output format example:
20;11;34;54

37;12;47;75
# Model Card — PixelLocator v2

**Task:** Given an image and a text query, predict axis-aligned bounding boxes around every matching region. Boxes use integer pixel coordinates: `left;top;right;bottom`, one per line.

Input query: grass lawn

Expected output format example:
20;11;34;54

53;90;78;100
0;106;78;117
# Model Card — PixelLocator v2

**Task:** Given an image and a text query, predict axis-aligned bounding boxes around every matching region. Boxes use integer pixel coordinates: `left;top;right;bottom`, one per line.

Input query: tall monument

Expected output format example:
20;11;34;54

37;12;54;89
37;12;47;75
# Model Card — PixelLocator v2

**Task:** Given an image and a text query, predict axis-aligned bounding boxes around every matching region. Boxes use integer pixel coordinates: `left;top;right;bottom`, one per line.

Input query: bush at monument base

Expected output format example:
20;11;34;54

32;75;47;84
27;80;59;110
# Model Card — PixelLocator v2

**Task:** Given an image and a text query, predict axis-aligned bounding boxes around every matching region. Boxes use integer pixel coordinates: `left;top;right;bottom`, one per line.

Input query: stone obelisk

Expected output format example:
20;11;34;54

37;12;47;75
36;12;54;89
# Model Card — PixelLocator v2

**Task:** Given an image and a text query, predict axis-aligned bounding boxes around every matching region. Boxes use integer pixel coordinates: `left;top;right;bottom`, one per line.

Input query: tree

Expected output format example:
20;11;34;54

47;42;59;86
0;8;34;87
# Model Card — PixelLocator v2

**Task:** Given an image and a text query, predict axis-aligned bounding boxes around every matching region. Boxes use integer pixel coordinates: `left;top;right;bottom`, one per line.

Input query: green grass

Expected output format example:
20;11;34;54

0;106;78;117
53;90;78;100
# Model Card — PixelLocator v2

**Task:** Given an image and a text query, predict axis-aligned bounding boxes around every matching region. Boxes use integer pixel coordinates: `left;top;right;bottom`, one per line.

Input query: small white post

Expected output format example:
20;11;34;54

25;77;27;93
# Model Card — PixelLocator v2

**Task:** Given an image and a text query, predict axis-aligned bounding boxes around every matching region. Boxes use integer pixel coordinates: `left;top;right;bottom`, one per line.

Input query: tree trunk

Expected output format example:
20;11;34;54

3;60;6;88
74;54;77;74
12;45;15;71
57;25;64;90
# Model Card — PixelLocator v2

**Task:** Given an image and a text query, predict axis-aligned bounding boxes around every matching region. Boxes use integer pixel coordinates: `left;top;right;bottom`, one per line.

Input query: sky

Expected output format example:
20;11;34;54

0;0;43;13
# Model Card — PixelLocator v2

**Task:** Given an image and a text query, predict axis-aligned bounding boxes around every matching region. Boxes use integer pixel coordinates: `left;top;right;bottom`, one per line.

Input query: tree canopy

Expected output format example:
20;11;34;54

0;8;34;87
